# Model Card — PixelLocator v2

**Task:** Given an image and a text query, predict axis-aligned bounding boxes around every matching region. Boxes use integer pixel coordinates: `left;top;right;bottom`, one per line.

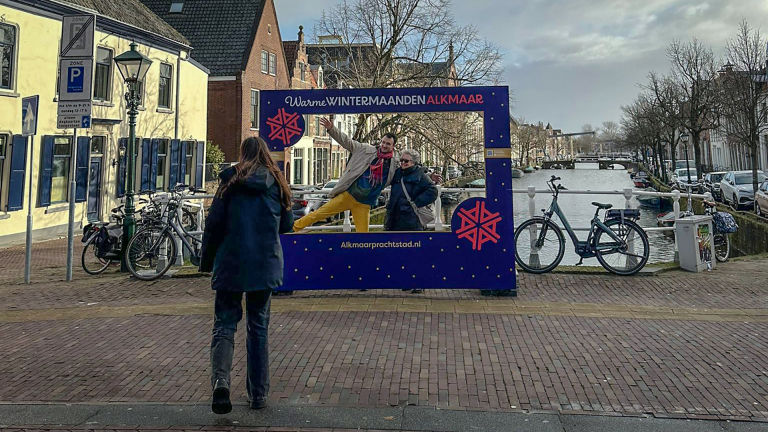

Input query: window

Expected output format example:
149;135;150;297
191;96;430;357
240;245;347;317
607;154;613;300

299;62;306;81
293;148;303;184
318;70;323;88
0;135;6;201
158;63;172;109
51;137;72;203
156;140;168;190
136;79;144;106
269;53;276;75
261;50;268;74
0;23;15;90
304;115;310;137
169;1;184;13
184;141;194;185
268;24;272;35
251;89;259;129
315;117;320;137
93;47;112;101
91;136;105;154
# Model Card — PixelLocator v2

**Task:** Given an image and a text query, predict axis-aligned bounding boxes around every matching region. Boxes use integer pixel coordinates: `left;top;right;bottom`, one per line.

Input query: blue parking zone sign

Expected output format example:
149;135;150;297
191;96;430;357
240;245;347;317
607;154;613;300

67;66;85;93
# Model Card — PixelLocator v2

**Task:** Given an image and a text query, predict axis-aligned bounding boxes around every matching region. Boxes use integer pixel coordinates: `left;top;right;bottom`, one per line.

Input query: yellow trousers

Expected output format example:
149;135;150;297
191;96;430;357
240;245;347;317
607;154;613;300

293;191;371;232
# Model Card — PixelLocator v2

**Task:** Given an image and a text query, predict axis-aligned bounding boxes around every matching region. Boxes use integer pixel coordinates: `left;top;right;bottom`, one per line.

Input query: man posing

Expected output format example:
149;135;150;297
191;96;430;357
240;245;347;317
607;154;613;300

293;117;398;232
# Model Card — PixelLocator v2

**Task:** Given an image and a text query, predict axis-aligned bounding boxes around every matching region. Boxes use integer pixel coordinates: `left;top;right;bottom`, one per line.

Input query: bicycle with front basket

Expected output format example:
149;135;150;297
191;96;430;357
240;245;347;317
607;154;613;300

514;175;650;276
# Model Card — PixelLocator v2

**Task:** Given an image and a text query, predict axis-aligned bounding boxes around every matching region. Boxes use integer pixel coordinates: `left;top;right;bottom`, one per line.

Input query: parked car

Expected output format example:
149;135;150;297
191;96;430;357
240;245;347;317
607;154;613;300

755;180;768;217
467;178;485;188
701;171;727;201
720;170;767;210
291;192;330;220
672;168;698;190
447;166;462;179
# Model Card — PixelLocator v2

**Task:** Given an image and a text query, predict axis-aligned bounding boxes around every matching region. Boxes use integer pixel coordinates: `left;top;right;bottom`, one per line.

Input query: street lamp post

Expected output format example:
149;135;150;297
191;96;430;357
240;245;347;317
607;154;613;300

681;132;692;185
113;43;152;271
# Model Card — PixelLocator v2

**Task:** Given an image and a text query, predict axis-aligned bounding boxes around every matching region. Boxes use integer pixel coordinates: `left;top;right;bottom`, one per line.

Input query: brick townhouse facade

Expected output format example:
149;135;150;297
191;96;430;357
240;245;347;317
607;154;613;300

141;0;291;162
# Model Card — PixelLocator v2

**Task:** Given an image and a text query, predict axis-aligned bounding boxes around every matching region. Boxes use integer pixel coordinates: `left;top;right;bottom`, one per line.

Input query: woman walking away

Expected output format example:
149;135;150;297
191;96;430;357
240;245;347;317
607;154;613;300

385;149;438;293
200;137;294;414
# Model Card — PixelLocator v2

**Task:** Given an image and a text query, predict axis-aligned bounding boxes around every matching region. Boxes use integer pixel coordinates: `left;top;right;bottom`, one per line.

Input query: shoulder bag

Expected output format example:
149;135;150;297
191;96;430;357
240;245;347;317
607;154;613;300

400;178;435;228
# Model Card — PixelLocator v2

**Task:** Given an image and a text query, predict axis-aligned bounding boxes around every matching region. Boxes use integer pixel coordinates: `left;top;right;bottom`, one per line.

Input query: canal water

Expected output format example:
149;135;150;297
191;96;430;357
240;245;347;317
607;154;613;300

442;164;676;265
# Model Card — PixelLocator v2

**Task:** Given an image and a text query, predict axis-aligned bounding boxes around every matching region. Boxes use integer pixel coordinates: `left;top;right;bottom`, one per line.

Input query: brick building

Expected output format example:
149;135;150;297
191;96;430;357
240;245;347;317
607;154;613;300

282;27;347;186
141;0;291;162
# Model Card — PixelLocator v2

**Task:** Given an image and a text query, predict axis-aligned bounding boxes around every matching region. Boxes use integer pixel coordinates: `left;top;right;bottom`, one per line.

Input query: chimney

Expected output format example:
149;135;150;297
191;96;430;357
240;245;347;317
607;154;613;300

448;41;454;67
298;25;304;44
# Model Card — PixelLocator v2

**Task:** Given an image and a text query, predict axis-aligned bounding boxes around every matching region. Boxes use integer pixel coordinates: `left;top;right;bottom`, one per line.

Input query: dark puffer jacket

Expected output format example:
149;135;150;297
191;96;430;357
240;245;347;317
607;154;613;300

200;166;294;291
385;166;438;231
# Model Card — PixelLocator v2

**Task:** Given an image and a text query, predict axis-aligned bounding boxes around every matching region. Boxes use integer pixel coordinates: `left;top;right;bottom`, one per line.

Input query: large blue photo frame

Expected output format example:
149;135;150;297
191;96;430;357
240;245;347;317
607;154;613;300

259;86;515;292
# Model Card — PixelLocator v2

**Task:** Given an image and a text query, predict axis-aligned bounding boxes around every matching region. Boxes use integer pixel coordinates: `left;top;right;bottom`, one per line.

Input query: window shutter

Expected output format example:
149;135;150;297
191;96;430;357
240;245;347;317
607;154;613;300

195;141;205;187
38;136;54;207
117;138;127;197
75;136;90;202
140;138;151;191
179;141;188;183
169;139;180;187
150;138;159;191
6;135;28;211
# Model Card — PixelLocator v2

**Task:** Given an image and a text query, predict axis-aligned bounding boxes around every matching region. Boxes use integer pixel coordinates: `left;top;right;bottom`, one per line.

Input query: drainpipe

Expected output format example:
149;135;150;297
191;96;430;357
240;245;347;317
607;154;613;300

175;52;182;139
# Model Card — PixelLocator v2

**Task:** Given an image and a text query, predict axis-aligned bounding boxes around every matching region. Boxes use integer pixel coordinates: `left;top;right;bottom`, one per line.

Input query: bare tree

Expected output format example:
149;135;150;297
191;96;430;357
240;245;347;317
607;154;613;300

511;118;538;167
719;19;768;204
621;93;668;181
314;0;504;143
666;38;720;175
645;72;686;176
573;124;597;154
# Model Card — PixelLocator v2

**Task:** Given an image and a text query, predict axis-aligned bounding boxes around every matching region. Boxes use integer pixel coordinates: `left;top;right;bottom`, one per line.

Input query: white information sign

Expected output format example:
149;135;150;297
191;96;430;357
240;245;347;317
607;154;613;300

61;15;95;58
58;58;93;101
57;115;92;129
57;101;92;116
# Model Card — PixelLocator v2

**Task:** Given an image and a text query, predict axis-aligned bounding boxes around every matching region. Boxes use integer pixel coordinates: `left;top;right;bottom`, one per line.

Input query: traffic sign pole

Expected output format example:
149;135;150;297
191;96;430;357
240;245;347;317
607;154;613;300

66;128;78;282
24;136;34;284
22;95;39;284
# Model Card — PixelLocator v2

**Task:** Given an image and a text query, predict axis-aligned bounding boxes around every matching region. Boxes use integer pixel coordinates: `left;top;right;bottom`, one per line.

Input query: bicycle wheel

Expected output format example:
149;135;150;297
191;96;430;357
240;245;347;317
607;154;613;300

594;219;649;276
714;233;730;262
124;226;177;281
514;218;565;274
81;233;113;275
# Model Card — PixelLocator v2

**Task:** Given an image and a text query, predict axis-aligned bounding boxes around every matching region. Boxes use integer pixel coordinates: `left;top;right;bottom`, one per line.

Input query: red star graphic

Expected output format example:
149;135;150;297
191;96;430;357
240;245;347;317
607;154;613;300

455;201;502;251
266;108;303;146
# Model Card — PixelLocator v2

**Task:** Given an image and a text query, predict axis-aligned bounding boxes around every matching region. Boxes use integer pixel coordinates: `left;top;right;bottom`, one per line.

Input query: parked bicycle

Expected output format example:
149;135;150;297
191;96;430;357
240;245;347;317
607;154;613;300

80;191;161;275
704;200;736;262
123;184;205;281
514;175;650;276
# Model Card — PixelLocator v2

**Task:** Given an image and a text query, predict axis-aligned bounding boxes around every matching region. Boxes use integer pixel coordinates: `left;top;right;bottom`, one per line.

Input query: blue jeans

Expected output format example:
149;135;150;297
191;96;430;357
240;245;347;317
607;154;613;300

210;289;271;403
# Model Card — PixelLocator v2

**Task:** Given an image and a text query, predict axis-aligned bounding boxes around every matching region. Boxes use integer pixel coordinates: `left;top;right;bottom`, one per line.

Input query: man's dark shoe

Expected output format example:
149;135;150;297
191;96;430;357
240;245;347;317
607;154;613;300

251;398;267;409
212;379;232;415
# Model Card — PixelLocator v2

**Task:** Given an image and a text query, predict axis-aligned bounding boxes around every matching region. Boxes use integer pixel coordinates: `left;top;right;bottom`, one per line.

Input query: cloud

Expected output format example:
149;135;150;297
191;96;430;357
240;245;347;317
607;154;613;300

274;0;768;132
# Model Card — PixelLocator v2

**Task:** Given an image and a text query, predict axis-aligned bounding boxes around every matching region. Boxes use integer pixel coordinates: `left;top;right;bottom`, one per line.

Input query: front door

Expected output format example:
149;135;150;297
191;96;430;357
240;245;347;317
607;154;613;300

87;157;102;222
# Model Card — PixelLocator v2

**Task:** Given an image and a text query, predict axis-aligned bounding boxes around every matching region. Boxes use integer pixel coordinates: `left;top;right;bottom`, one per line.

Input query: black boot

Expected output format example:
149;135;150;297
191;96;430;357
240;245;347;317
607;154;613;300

212;378;232;414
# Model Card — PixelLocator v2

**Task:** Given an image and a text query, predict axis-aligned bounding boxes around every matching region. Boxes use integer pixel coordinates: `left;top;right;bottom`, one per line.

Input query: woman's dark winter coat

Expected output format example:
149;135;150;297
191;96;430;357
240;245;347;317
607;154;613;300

385;166;438;231
200;166;294;291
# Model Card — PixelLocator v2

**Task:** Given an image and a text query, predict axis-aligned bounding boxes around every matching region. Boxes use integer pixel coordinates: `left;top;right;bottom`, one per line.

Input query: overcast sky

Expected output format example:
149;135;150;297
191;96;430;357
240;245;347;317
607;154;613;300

274;0;768;133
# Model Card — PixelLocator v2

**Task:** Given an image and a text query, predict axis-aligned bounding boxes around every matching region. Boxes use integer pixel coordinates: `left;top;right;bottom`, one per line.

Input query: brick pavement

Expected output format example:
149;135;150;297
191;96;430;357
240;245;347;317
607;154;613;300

2;240;768;421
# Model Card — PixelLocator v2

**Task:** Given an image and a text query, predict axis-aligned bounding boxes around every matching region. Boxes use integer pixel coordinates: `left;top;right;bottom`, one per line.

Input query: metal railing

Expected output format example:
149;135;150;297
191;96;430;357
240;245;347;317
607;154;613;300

177;185;712;260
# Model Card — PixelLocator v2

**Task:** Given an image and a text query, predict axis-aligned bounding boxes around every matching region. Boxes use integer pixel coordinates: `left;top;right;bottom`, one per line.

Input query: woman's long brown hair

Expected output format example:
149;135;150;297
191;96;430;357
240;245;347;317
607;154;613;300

216;137;292;209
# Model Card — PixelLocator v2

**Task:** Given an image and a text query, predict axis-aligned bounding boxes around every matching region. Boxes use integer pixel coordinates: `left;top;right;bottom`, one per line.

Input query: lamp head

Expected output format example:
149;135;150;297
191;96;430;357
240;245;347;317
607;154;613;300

114;42;152;83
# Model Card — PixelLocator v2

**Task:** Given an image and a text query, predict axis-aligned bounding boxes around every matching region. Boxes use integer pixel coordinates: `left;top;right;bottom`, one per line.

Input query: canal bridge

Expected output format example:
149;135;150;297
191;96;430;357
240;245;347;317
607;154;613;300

542;158;639;171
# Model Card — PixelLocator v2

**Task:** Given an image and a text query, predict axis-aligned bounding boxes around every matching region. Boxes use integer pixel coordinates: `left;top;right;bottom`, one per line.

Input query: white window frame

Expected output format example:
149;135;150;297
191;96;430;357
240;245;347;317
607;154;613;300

261;50;269;74
250;89;260;130
269;53;276;76
0;21;19;92
93;47;113;101
158;63;173;109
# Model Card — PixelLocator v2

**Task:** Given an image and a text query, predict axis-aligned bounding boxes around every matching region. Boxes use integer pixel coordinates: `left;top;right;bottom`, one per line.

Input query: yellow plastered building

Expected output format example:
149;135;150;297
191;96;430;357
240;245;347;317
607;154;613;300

0;0;208;244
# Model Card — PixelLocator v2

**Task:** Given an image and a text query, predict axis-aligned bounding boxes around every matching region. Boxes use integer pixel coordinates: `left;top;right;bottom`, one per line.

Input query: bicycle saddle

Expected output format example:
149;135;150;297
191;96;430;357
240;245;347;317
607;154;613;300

591;202;613;209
